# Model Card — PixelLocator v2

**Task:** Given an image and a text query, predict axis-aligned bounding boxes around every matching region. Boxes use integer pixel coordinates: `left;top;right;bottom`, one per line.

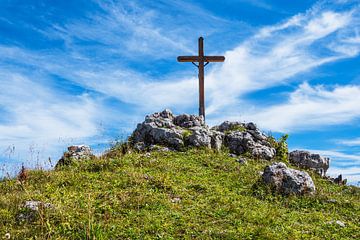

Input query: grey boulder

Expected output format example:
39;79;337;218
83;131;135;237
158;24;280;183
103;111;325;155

289;150;329;176
224;131;275;160
262;162;316;195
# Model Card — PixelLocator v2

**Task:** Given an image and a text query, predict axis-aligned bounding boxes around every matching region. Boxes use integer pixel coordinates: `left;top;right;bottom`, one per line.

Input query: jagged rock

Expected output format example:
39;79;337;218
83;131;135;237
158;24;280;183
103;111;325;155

262;162;316;195
212;121;245;132
224;131;275;160
289;150;329;176
325;174;347;185
245;122;257;130
55;145;94;168
131;110;184;150
133;142;146;151
16;201;53;223
174;114;204;128
186;126;212;148
210;131;224;150
130;109;276;160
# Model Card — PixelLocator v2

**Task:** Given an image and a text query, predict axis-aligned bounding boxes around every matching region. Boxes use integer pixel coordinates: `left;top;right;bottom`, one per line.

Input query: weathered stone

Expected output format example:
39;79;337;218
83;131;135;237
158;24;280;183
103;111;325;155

210;131;224;151
245;122;257;130
289;150;330;176
174;114;204;128
159;109;174;119
224;131;275;160
187;127;212;148
130;110;276;160
213;121;244;132
225;131;247;155
251;144;276;160
133;142;146;151
67;145;92;159
247;129;267;141
16;201;53;223
262;162;316;195
149;127;184;149
56;145;94;168
326;174;347;185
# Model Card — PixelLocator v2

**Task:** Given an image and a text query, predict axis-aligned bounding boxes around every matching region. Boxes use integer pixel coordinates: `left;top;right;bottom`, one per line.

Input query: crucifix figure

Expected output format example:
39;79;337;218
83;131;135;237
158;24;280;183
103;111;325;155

177;37;225;120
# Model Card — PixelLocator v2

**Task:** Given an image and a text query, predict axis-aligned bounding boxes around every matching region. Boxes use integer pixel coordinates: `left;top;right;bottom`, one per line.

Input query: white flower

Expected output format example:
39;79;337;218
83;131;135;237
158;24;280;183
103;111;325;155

5;233;11;239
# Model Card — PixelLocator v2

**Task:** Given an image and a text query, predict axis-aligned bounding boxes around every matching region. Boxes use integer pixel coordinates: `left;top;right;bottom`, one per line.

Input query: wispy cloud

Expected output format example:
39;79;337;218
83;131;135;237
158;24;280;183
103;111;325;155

32;0;360;132
0;71;100;142
240;83;360;132
206;2;360;118
337;137;360;146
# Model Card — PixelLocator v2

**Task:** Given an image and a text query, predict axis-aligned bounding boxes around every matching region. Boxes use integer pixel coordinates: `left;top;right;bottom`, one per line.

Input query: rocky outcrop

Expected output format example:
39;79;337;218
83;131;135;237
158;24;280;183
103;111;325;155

55;145;94;168
130;109;276;160
214;121;275;160
289;150;329;176
262;162;316;195
325;174;347;185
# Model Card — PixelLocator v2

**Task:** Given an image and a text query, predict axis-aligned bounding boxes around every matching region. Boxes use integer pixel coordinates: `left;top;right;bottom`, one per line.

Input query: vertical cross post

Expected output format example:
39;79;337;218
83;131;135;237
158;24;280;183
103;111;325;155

198;37;205;118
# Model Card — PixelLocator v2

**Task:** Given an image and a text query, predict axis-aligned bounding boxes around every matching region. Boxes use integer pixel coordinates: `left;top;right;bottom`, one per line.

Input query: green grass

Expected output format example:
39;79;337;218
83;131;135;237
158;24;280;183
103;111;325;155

0;149;359;239
224;125;246;134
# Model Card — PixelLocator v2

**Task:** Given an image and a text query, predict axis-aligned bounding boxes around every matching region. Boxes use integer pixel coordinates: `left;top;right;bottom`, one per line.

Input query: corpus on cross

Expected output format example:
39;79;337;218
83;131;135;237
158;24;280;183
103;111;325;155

177;37;225;120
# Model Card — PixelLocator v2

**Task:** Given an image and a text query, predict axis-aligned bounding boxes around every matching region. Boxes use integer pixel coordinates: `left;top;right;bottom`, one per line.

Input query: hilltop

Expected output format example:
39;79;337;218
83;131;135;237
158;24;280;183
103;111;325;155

0;110;359;239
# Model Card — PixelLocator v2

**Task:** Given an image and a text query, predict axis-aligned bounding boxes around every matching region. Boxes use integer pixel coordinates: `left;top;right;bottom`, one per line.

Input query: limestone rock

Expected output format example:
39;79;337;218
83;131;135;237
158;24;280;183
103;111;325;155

186;126;212;148
130;109;276;160
56;145;94;168
174;114;204;128
16;201;53;223
325;174;347;185
213;121;245;132
262;162;316;195
289;150;329;176
224;130;275;160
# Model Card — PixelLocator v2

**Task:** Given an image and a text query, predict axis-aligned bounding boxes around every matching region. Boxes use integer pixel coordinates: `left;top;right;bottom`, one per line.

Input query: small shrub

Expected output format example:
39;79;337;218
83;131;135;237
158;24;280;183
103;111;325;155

268;134;289;163
18;165;28;183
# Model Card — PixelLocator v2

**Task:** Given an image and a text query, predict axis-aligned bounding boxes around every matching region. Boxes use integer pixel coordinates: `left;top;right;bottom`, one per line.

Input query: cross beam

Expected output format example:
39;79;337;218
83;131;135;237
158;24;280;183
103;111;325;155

177;37;225;120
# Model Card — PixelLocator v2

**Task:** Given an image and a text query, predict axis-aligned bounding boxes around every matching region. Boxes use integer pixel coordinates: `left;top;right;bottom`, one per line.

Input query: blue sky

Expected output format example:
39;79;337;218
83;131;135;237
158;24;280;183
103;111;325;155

1;0;360;185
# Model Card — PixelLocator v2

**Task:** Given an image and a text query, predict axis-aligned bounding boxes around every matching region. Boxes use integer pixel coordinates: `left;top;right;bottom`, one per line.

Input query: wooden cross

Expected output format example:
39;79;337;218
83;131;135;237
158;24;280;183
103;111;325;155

177;37;225;120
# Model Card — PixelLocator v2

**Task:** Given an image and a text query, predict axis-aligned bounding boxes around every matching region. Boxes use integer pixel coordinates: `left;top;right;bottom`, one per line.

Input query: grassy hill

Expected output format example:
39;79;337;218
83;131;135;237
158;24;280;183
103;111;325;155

0;148;359;239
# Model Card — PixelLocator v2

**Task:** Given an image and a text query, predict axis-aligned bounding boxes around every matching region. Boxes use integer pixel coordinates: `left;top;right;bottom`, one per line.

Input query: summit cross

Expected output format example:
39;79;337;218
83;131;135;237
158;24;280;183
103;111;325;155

177;37;225;120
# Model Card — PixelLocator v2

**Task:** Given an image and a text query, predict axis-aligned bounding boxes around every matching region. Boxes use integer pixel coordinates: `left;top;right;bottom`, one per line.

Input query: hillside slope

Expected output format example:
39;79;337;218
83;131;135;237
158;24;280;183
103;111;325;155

0;148;359;239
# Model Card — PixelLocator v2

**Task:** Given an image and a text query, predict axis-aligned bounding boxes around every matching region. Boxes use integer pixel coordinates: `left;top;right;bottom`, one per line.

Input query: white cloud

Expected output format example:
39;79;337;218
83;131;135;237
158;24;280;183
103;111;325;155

205;6;360;117
240;83;360;132
0;70;106;170
337;138;360;146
